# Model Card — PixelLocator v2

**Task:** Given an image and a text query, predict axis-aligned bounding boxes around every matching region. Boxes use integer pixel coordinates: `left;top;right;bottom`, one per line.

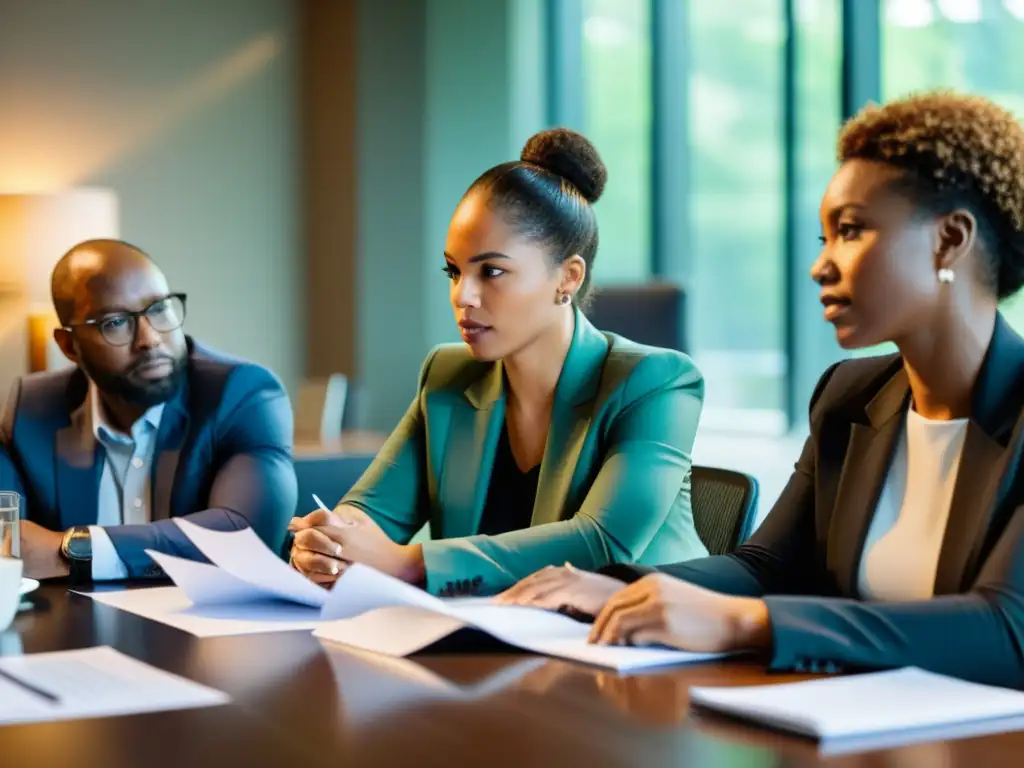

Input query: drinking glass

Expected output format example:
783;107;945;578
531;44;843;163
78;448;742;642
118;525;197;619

0;492;20;559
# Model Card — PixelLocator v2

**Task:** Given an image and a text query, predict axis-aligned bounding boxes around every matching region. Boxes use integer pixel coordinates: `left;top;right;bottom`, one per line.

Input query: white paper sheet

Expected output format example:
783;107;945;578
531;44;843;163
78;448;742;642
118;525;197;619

146;551;272;606
0;646;229;725
314;565;724;672
126;526;715;668
172;519;327;608
688;667;1024;754
319;559;459;620
82;586;324;638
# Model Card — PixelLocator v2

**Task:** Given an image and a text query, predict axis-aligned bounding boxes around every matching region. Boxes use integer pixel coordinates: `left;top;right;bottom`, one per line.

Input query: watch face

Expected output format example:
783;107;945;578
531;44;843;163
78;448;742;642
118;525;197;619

67;530;92;560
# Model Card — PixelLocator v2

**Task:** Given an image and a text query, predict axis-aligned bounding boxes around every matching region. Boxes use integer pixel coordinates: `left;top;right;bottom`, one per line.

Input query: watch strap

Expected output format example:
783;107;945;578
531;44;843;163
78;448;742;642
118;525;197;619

61;526;93;585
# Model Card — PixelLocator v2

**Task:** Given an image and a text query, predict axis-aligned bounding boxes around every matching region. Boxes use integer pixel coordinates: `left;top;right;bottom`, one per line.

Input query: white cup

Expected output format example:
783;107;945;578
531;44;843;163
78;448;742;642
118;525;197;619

0;557;23;632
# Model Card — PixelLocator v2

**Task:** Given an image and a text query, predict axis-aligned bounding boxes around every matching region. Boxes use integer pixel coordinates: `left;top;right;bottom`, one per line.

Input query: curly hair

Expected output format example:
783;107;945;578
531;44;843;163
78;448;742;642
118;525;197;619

838;91;1024;299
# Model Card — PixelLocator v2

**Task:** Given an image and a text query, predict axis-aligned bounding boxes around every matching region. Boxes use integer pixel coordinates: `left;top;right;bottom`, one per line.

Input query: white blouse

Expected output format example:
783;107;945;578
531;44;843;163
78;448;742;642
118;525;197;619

857;408;969;601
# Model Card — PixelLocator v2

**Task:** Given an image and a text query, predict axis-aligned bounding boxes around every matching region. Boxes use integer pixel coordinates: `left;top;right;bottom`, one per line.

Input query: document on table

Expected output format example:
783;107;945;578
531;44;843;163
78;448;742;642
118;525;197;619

160;519;328;607
84;584;325;638
80;519;349;637
688;667;1024;755
90;520;722;669
313;565;724;672
0;646;229;726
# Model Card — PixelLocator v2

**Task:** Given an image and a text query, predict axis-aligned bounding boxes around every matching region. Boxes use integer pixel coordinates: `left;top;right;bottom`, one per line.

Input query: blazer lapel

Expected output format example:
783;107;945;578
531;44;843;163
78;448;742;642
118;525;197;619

440;363;505;538
932;422;1006;594
532;310;609;526
532;402;591;526
934;313;1024;593
54;391;102;529
150;383;191;522
828;367;909;596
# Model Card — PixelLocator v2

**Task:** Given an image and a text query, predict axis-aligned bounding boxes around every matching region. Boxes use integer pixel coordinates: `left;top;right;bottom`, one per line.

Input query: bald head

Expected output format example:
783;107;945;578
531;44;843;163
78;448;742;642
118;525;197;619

50;238;187;411
51;239;159;326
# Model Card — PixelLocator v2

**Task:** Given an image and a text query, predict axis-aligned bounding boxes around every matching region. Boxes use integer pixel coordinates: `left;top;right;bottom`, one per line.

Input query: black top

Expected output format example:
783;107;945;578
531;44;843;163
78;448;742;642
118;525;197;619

477;426;540;536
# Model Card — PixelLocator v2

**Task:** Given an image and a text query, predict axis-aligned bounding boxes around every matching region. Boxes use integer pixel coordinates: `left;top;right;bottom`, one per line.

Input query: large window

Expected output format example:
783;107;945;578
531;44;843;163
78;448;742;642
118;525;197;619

550;0;1024;432
687;1;786;429
581;0;652;283
883;0;1024;329
564;0;843;432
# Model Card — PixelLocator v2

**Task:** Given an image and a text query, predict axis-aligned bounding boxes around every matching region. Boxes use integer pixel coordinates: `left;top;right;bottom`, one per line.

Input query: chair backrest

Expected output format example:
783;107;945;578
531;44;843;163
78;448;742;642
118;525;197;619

585;282;687;352
292;452;375;517
294;374;349;443
691;465;759;556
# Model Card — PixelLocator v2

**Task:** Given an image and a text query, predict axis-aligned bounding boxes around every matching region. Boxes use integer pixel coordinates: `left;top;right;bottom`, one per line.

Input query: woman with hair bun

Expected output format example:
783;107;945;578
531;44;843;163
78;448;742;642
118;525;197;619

289;128;708;596
502;92;1024;688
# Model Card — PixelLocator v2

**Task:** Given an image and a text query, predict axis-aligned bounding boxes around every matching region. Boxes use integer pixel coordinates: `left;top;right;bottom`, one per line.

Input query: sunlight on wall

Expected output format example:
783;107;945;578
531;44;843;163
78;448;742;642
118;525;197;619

0;34;281;192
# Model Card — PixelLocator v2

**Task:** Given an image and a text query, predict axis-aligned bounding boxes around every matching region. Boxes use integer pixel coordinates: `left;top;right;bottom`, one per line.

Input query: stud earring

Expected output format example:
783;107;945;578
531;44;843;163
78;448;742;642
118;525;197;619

938;268;955;284
557;294;570;305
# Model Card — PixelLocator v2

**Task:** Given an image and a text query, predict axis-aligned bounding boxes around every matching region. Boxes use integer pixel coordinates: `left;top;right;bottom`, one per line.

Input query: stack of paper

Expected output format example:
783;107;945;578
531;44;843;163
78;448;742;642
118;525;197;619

83;518;341;637
0;646;229;726
86;520;723;671
689;667;1024;754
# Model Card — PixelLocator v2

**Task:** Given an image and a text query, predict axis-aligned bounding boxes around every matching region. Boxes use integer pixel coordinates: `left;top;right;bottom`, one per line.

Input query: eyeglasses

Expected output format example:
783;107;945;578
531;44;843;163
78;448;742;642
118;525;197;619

64;293;187;347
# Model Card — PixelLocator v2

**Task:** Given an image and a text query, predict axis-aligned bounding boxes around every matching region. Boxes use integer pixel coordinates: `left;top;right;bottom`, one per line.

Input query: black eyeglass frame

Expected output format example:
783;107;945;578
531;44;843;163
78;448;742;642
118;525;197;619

61;293;188;347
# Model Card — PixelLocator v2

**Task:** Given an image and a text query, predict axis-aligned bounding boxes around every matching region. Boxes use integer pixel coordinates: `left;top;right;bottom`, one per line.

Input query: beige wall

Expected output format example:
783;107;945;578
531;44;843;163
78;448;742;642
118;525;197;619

302;0;546;431
0;0;301;398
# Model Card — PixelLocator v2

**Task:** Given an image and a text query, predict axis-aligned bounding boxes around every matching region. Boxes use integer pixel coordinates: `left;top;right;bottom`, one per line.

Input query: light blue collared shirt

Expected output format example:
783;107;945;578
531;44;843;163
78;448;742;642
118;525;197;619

85;383;164;581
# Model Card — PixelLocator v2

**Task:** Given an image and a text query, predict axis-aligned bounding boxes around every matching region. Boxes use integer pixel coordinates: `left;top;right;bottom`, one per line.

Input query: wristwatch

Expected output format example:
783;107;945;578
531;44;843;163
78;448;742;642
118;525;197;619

60;526;93;584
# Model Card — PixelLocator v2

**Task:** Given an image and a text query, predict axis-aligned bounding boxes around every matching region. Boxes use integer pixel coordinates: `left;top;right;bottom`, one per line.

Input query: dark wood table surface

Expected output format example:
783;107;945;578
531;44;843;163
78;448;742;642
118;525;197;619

4;584;1024;767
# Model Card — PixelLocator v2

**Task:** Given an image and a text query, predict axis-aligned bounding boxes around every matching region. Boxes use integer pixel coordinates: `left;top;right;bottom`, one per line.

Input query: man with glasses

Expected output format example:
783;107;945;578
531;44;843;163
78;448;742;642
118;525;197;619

0;239;297;582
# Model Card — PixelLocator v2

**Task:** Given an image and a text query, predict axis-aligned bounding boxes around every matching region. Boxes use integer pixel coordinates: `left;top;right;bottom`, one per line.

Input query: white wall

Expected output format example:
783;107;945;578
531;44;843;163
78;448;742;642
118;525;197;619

0;0;301;398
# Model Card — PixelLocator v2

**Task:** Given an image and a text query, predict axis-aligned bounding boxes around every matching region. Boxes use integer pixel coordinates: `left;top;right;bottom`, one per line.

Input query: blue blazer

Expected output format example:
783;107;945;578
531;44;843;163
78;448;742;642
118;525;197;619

0;338;297;578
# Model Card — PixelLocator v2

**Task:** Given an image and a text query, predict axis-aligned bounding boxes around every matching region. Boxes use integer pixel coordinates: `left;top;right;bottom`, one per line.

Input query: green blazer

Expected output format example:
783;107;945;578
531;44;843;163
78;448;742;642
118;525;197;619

342;309;708;596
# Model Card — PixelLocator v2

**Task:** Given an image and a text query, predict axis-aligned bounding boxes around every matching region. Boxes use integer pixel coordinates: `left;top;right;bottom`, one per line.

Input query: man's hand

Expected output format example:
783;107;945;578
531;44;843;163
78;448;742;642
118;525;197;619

19;520;69;580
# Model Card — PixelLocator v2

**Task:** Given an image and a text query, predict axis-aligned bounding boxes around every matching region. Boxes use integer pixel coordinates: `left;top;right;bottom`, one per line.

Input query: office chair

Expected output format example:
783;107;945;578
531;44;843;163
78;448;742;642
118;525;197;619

691;465;759;556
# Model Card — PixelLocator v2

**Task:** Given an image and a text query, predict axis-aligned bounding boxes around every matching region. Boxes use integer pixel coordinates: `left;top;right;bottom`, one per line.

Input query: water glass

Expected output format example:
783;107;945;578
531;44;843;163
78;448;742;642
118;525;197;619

0;491;20;559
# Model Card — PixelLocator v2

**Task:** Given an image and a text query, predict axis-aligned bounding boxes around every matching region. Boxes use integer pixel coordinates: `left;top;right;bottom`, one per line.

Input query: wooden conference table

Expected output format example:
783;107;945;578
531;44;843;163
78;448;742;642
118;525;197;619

4;585;1024;767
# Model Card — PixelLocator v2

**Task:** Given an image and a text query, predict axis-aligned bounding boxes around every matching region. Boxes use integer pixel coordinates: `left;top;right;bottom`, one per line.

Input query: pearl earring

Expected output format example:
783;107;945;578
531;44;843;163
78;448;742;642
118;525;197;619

938;268;955;284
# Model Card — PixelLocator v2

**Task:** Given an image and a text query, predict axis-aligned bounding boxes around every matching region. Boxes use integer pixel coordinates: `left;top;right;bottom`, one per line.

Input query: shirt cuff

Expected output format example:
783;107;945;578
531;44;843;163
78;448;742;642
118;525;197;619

88;526;129;581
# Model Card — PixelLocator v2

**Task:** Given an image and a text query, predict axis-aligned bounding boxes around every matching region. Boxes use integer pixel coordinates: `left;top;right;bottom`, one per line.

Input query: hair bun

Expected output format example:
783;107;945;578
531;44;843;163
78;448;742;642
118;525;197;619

520;128;607;204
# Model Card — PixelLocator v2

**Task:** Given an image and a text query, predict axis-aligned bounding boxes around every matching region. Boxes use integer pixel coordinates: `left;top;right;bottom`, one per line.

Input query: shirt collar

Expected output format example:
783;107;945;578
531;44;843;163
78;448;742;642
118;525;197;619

88;380;165;443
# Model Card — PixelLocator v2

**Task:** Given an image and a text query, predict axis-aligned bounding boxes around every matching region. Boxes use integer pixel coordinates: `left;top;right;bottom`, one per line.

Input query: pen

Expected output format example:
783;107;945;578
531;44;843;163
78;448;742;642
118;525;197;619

312;494;354;528
0;667;61;705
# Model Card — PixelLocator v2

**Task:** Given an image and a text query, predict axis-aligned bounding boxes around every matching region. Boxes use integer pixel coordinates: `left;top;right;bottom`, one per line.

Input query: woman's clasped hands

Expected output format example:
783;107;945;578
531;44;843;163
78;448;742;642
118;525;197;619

288;505;425;586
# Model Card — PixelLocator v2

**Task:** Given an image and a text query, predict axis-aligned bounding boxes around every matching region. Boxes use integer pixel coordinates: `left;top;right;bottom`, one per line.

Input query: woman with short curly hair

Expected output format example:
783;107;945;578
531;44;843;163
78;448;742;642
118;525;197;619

500;91;1024;687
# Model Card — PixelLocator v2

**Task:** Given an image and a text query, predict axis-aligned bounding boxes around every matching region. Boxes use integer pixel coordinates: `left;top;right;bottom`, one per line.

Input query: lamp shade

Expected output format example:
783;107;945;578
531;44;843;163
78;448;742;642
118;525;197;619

0;189;120;304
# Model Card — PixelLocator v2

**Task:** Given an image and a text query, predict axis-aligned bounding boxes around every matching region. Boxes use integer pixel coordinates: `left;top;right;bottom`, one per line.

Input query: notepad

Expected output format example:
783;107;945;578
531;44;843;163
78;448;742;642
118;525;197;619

689;667;1024;755
0;646;229;726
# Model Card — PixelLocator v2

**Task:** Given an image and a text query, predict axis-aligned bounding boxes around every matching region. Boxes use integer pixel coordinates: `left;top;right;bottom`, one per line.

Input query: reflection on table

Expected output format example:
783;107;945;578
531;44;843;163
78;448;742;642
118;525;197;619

4;585;1024;767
